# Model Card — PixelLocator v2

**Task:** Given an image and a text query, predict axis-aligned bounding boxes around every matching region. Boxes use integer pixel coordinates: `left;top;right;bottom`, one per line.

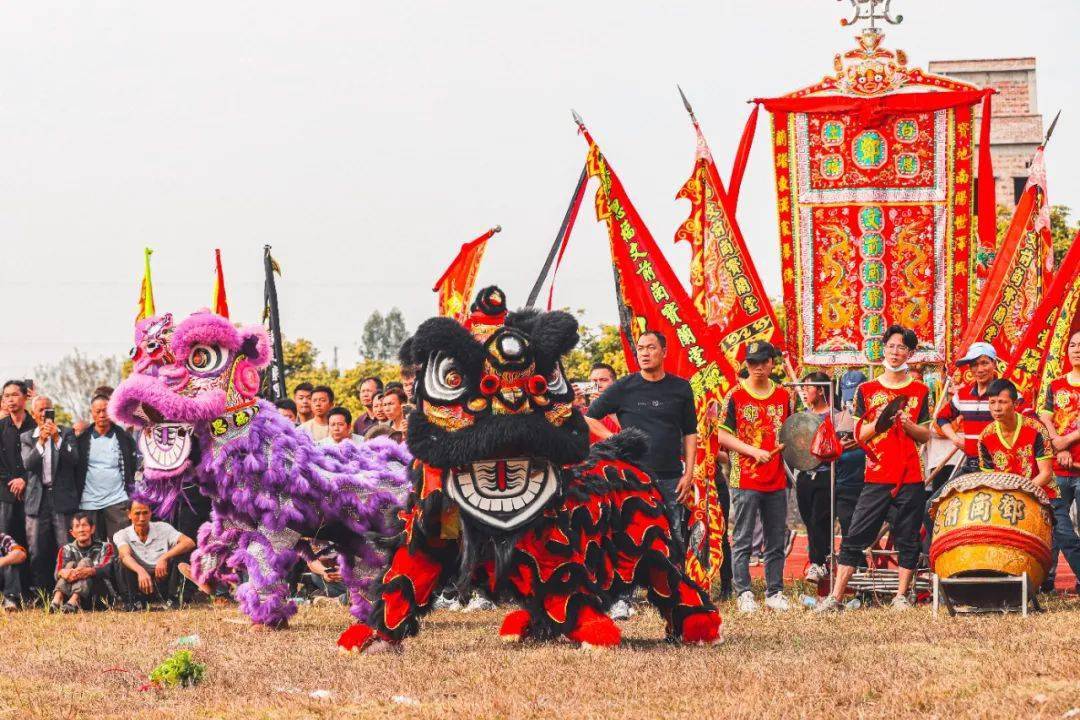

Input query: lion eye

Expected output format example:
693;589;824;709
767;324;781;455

424;352;468;402
186;344;228;374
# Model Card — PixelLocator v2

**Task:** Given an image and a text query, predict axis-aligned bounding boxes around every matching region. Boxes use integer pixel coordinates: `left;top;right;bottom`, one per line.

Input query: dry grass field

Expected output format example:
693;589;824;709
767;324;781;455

2;587;1079;720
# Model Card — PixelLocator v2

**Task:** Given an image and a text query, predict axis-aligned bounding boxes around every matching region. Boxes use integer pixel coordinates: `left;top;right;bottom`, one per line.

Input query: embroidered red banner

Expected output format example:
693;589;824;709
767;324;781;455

956;146;1055;364
1004;230;1080;408
433;228;497;323
759;33;986;368
583;130;736;589
675;120;783;365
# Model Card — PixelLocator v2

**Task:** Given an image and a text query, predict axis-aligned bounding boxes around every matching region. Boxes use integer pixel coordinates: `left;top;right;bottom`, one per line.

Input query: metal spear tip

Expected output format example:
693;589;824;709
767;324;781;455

493;225;502;233
571;109;585;128
1044;109;1062;146
677;84;696;120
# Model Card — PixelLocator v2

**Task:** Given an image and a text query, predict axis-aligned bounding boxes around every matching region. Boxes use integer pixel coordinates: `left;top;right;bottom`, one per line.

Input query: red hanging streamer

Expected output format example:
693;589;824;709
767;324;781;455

976;91;997;264
546;178;588;310
727;104;759;212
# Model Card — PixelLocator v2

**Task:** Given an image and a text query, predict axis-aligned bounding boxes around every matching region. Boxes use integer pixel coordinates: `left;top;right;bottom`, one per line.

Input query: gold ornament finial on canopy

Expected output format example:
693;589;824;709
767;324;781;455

838;0;903;32
828;0;910;97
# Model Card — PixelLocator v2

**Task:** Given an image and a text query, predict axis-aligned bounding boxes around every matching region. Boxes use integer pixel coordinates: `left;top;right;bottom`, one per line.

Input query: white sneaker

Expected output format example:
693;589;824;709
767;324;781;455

805;563;828;584
890;594;913;611
813;595;843;614
736;591;759;614
432;593;463;612
609;599;635;621
764;592;791;612
463;594;496;612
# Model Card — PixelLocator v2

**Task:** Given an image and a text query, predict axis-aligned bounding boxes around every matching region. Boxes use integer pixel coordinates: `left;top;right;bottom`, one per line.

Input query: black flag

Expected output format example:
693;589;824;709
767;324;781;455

262;245;287;401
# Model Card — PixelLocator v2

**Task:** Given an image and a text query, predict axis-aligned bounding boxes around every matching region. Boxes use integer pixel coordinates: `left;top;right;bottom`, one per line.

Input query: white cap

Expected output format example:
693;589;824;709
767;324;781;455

956;342;998;366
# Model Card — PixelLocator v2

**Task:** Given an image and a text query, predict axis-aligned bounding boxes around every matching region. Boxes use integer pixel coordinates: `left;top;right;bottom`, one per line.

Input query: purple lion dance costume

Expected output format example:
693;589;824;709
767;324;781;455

111;311;411;627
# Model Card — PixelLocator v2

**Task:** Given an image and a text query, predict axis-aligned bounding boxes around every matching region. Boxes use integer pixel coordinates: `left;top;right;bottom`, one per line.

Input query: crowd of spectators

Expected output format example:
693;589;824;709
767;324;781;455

2;326;1078;617
0;370;417;614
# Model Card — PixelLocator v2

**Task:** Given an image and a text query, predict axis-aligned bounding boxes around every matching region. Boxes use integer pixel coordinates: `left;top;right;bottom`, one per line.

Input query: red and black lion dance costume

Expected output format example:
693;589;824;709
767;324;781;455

339;287;721;651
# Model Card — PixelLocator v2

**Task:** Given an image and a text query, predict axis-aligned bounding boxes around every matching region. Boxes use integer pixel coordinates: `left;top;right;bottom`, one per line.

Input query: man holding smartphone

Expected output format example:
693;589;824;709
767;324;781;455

21;395;80;592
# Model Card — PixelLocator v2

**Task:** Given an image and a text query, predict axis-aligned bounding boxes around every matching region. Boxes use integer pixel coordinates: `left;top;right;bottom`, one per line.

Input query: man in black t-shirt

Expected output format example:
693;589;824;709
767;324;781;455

584;331;698;548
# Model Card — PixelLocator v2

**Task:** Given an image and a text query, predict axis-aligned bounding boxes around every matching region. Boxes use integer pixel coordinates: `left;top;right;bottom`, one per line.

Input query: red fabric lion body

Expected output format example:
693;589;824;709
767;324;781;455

339;288;720;650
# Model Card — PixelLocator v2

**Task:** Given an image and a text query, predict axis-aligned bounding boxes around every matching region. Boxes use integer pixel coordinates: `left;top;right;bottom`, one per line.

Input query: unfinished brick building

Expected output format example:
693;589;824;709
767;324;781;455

928;58;1045;212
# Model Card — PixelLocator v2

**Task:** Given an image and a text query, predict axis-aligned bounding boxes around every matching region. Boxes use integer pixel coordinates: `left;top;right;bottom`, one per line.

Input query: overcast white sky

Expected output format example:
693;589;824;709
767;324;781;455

2;1;1078;382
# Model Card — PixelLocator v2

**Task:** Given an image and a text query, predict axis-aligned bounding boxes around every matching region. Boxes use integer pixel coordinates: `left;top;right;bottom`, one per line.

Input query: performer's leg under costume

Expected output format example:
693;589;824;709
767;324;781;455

234;526;302;627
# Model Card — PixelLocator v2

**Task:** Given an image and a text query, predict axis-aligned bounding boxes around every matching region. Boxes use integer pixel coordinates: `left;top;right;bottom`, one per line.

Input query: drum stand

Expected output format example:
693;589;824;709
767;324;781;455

932;572;1042;617
844;545;933;602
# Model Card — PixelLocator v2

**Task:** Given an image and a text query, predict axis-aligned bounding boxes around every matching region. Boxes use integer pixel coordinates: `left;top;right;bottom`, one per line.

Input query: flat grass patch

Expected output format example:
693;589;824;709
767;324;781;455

2;590;1079;719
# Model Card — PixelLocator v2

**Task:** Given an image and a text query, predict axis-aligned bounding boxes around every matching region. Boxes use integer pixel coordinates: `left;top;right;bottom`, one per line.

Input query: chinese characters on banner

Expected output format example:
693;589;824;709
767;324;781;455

957;147;1055;364
675;122;784;365
757;31;993;370
1004;230;1080;409
584;135;737;590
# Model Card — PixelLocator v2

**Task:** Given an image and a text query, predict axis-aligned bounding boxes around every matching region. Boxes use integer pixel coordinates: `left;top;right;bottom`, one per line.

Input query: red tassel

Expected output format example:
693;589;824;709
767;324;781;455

566;605;621;647
499;609;532;641
681;612;722;644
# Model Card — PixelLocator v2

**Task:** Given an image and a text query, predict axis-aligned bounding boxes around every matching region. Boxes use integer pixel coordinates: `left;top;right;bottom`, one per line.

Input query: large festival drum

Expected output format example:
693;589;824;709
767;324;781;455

929;472;1053;600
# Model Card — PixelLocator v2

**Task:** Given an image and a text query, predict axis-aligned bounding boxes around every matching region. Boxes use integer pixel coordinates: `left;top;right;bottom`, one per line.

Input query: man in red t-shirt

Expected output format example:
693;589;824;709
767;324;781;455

978;379;1054;491
1038;329;1080;590
717;341;791;614
816;325;930;613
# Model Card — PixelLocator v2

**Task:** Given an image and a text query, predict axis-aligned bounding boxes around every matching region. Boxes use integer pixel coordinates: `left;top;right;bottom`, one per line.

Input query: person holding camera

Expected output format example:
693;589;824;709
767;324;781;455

20;396;80;592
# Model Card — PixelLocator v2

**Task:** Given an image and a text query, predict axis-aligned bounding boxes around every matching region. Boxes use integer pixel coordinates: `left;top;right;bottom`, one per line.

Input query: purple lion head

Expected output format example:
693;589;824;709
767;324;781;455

111;311;270;480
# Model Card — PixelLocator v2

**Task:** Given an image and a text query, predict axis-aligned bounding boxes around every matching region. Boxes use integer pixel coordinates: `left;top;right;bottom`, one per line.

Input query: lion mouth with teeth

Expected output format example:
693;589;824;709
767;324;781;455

352;286;721;651
447;459;559;532
401;286;589;546
139;421;194;473
111;312;269;480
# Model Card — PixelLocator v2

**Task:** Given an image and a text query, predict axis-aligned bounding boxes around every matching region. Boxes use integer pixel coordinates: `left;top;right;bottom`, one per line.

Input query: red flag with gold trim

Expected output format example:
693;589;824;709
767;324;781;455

433;227;498;323
212;248;230;319
956;146;1055;364
676;119;783;364
582;127;737;590
1004;230;1080;408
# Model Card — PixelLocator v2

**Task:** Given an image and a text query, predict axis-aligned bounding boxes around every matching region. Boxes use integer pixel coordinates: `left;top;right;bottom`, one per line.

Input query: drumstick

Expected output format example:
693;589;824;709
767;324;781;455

782;355;799;383
928;446;962;480
930;376;953;431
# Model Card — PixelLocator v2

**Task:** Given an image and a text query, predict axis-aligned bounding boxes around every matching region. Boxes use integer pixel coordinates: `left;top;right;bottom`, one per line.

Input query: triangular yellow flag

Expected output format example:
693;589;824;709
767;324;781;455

136;247;155;323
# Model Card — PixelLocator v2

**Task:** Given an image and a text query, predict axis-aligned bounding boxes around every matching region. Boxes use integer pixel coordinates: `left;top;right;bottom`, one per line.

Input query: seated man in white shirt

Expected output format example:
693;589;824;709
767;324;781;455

113;500;195;609
318;407;365;448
